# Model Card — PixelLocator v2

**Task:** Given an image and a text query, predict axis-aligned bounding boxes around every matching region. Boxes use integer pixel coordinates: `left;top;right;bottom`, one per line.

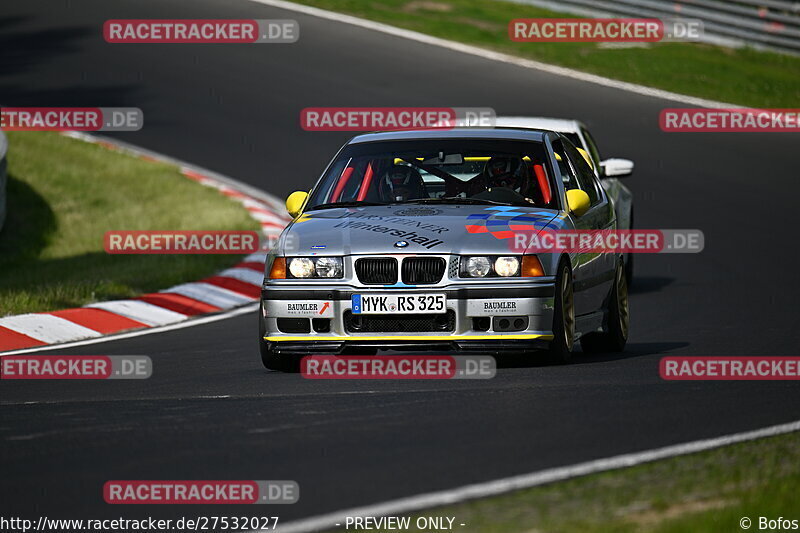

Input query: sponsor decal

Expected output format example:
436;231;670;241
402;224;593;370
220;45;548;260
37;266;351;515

282;301;334;317
393;207;442;217
464;206;554;240
484;301;516;311
335;212;450;233
466;299;536;317
333;220;444;249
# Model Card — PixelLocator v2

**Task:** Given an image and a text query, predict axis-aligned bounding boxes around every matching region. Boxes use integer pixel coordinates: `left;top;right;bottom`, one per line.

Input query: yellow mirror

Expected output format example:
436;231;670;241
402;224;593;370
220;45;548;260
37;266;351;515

576;147;593;169
566;189;591;217
285;190;309;218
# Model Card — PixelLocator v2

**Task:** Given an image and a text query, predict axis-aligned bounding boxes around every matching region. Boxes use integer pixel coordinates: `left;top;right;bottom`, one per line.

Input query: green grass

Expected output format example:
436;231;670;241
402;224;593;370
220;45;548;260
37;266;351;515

293;0;800;107
327;431;800;532
0;132;260;315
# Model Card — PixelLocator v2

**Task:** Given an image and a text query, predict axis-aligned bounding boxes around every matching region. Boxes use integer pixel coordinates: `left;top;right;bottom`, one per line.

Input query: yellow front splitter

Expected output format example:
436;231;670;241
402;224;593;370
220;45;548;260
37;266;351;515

264;334;554;342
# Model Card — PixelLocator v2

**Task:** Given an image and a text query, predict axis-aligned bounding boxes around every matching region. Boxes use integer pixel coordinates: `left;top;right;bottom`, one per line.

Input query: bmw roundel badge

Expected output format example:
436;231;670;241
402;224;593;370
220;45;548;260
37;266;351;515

394;240;409;248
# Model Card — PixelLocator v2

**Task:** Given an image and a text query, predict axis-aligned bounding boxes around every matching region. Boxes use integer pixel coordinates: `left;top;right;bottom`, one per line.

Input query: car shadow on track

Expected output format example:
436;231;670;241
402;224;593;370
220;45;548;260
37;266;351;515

495;341;690;369
629;276;675;295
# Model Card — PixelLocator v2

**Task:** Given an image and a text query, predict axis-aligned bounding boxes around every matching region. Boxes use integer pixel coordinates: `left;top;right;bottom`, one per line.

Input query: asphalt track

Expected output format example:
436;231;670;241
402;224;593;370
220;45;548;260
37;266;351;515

1;0;799;527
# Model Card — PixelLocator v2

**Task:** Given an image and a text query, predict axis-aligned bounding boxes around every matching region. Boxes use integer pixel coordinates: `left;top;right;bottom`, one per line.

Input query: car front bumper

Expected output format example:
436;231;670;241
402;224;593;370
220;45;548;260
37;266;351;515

261;282;556;354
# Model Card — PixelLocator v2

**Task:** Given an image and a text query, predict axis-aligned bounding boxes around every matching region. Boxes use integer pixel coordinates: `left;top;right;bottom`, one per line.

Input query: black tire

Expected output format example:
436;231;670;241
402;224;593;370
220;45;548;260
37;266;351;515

547;261;575;364
580;260;629;353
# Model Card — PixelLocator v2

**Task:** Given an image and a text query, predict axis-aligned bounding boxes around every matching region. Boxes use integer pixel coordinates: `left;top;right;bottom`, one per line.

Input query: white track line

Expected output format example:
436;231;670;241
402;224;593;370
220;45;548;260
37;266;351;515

0;303;259;356
266;419;800;533
250;0;738;109
165;282;254;308
86;300;188;327
216;267;265;286
0;314;102;344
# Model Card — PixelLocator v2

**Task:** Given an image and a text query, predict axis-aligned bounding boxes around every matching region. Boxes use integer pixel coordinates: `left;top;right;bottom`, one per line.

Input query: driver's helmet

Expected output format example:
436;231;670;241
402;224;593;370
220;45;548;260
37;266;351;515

378;165;424;202
483;156;527;191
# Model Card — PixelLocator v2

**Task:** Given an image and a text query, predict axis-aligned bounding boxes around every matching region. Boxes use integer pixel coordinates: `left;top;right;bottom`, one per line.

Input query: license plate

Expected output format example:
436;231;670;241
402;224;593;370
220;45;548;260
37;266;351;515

351;294;446;314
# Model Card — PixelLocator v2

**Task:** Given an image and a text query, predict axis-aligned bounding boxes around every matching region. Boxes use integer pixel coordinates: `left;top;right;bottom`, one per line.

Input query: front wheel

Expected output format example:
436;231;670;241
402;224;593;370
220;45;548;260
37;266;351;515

547;262;575;364
581;261;629;353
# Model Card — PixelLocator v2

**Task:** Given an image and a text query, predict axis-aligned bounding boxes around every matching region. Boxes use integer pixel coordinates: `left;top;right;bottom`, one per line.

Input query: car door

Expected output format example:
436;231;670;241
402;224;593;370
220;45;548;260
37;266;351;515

555;138;616;315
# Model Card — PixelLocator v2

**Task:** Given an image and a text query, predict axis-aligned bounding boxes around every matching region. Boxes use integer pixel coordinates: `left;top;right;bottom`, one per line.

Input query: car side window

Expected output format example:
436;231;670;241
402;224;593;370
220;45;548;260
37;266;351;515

563;139;601;205
551;139;580;192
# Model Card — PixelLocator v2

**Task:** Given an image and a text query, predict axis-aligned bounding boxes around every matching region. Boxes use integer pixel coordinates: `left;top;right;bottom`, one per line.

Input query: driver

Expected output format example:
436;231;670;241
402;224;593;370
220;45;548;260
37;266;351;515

378;165;427;202
461;156;540;205
484;156;523;190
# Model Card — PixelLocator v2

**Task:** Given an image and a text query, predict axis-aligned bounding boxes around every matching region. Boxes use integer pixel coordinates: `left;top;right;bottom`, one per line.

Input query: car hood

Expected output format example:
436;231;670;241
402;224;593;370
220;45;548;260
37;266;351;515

280;204;560;255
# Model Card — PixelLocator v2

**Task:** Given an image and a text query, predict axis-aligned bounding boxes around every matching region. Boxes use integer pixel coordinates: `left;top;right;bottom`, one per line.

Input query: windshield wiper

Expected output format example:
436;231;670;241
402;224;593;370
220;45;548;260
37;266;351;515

309;201;385;210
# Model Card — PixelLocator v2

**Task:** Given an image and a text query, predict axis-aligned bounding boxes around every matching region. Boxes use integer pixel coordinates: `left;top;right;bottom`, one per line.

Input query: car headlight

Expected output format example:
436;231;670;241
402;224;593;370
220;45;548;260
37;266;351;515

315;257;343;278
464;256;492;277
288;257;315;278
285;257;344;279
494;256;520;277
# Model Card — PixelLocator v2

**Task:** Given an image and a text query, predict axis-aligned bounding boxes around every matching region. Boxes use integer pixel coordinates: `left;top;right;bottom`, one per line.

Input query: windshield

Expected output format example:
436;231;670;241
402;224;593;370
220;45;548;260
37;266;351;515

307;139;556;209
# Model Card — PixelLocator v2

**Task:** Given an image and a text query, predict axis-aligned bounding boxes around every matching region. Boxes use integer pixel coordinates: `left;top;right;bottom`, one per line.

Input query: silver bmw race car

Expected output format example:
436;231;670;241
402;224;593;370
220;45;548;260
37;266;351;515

259;128;629;371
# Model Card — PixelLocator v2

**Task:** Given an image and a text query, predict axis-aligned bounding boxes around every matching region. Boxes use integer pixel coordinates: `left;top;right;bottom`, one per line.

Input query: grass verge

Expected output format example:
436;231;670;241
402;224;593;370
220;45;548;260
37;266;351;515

0;132;260;316
291;0;800;107
328;430;800;532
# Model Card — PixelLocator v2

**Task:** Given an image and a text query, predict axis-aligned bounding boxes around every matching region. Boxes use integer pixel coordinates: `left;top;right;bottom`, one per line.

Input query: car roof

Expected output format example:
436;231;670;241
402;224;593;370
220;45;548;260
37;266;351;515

494;116;584;134
349;128;549;144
